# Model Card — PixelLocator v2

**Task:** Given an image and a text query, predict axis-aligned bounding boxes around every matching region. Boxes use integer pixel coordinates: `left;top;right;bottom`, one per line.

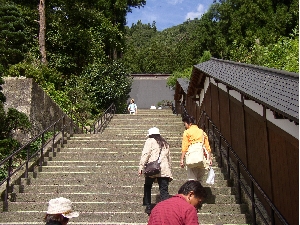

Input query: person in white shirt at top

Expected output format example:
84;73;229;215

128;99;137;114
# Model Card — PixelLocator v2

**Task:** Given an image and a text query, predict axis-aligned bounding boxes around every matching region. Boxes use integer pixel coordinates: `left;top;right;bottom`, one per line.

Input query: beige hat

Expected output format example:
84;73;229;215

147;127;160;136
47;197;79;218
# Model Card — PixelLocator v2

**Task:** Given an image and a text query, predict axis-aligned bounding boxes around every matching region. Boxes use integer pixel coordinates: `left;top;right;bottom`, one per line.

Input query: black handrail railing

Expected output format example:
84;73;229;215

0;103;116;211
89;103;116;134
0;114;79;211
201;111;288;225
180;104;288;225
69;103;116;134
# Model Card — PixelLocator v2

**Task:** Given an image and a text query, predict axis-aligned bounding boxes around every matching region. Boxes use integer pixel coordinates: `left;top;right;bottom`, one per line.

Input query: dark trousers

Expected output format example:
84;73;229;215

143;177;169;206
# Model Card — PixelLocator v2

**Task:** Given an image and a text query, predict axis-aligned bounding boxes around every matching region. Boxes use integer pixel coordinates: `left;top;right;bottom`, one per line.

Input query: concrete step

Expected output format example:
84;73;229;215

0;211;249;224
13;184;236;196
48;149;181;154
44;152;184;161
35;164;222;173
63;140;182;145
20;177;233;187
26;171;226;183
7;201;247;214
11;193;239;204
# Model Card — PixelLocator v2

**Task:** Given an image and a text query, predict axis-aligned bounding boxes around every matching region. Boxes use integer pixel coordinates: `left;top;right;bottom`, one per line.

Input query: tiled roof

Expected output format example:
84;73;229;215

194;58;299;122
177;78;190;94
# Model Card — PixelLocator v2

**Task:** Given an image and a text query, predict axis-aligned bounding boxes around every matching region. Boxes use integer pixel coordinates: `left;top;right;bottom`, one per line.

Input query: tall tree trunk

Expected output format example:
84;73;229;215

38;0;47;64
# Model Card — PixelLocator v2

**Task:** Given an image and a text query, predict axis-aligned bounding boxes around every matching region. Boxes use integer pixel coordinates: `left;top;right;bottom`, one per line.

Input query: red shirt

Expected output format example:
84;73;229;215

147;194;200;225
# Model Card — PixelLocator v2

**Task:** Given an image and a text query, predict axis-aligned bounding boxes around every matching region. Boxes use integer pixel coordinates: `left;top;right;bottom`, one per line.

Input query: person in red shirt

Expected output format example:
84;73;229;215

147;180;207;225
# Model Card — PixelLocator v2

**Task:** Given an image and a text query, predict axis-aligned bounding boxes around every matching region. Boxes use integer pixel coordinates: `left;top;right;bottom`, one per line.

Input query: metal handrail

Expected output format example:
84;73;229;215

90;103;116;134
0;114;80;211
200;111;288;225
0;103;116;211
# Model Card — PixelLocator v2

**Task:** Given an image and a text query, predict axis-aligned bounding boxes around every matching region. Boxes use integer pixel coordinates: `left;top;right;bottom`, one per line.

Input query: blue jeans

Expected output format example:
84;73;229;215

143;177;170;206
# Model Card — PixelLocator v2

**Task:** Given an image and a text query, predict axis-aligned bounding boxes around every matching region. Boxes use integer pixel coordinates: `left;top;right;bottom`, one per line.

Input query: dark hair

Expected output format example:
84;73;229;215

44;214;69;223
149;134;169;149
178;180;207;199
182;115;195;125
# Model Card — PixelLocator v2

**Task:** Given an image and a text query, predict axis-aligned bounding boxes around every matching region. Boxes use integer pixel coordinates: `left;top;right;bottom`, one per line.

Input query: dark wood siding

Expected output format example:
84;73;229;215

219;88;231;142
268;122;299;225
211;84;220;128
229;96;248;166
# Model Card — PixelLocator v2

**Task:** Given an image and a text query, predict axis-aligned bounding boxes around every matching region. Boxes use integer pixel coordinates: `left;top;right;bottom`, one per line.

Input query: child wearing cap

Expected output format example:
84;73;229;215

44;197;79;225
138;127;173;215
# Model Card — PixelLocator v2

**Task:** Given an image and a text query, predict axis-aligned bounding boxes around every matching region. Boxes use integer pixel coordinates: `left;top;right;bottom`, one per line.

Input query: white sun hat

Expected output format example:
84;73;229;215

47;197;79;218
147;127;160;136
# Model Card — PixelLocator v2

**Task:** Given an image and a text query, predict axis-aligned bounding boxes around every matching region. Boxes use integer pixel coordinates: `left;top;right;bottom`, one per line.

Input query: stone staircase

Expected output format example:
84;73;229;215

0;109;250;224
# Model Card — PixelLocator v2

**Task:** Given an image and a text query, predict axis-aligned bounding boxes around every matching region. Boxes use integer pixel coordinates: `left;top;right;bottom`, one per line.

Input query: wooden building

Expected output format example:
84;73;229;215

174;58;298;225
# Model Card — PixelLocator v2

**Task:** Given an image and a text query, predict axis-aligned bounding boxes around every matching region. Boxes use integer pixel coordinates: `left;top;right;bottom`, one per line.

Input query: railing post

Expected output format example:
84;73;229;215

52;123;56;153
218;135;222;167
3;157;12;211
271;208;275;225
227;146;230;180
62;116;65;145
251;181;257;225
237;161;241;204
25;145;30;178
212;125;215;153
70;113;74;135
40;132;45;166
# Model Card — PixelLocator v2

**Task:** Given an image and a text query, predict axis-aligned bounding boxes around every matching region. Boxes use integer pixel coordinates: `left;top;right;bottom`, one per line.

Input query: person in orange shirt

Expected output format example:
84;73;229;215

180;115;212;181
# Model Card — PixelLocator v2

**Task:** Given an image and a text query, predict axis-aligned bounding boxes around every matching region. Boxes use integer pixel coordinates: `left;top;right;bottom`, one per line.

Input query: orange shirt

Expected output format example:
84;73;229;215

181;125;211;153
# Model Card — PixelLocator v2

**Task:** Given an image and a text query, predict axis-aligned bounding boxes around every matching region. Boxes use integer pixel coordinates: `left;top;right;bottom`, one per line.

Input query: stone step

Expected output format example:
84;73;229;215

42;160;218;168
58;145;182;150
63;139;182;145
70;135;182;139
21;177;232;187
10;193;239;205
7;202;247;214
49;148;183;153
13;184;236;196
35;166;226;179
0;211;249;224
45;153;185;160
108;117;183;121
26;171;227;182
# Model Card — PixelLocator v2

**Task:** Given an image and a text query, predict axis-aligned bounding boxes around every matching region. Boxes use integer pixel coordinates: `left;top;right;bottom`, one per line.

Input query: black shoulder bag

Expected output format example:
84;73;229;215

143;147;162;177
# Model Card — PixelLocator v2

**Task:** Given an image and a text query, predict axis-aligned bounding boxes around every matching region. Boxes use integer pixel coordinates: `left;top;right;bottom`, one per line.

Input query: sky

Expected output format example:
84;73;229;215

126;0;214;31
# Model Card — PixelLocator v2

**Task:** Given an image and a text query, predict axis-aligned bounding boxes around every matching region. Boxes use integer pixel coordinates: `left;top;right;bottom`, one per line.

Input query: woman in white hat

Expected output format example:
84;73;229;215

138;127;173;215
44;197;79;225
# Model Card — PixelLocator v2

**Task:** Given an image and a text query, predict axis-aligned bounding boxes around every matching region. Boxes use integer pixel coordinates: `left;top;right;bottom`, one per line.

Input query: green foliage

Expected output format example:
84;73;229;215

166;51;211;88
65;75;94;125
199;51;212;63
229;27;299;73
123;0;298;74
0;2;28;70
0;102;31;180
4;61;73;112
167;67;192;88
82;60;132;114
0;105;31;140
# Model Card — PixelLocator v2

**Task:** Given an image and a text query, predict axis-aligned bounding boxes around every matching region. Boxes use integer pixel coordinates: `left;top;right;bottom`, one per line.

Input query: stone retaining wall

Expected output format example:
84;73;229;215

2;77;75;144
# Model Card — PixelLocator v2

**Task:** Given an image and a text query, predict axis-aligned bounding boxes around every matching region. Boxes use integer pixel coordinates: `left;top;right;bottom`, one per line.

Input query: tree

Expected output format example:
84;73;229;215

82;60;132;114
38;0;47;64
0;1;27;72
